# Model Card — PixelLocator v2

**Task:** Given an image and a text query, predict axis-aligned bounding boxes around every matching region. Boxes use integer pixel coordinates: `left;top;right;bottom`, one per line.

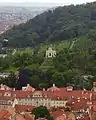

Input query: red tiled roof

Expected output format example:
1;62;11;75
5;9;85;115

7;107;16;116
92;105;96;112
0;109;11;119
43;89;91;100
25;84;35;92
12;90;33;98
67;99;89;110
15;114;26;120
0;87;93;101
0;108;34;120
23;114;35;120
47;86;60;92
56;114;66;120
0;90;33;99
51;110;64;119
91;112;96;120
51;110;76;120
15;105;34;112
64;112;76;120
81;115;90;120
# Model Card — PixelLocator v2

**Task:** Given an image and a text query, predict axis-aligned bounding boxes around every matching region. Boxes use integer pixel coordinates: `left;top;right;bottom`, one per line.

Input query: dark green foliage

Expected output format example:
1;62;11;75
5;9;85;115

0;73;16;88
88;29;96;41
1;2;96;47
0;42;95;90
32;106;50;119
1;2;96;90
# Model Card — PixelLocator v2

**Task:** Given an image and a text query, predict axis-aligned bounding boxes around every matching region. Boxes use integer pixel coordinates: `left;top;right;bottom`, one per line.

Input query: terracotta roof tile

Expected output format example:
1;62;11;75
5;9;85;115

23;113;35;120
67;99;88;111
15;105;34;112
0;109;11;119
51;110;64;119
0;87;93;101
15;114;26;120
91;112;96;120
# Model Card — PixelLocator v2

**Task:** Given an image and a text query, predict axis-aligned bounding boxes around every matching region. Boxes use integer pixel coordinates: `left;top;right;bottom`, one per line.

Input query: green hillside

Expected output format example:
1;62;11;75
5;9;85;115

0;31;96;90
1;2;96;90
1;2;96;47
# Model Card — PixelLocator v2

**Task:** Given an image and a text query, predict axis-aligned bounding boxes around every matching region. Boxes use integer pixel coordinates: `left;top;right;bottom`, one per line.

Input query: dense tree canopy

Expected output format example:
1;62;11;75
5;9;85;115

0;39;96;90
0;2;96;47
0;2;96;90
32;106;51;119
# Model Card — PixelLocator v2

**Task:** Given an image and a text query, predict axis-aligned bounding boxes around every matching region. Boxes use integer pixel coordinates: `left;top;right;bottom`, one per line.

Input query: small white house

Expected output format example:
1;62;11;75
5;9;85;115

46;47;56;58
0;73;10;78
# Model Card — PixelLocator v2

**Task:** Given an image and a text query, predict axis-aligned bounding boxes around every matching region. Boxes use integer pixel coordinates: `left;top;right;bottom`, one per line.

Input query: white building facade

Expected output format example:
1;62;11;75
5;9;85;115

46;47;56;58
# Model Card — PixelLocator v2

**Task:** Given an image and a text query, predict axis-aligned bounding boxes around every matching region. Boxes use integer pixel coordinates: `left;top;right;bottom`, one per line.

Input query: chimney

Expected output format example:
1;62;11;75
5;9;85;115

53;84;55;87
13;88;15;91
43;88;45;91
27;84;30;87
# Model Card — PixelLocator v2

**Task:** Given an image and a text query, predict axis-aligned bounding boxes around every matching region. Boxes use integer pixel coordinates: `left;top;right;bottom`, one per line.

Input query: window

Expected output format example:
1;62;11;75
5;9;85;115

4;92;11;97
49;53;51;56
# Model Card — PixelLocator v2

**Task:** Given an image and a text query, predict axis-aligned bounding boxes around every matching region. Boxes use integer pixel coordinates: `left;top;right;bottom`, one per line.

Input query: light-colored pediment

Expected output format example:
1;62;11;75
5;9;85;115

33;91;42;97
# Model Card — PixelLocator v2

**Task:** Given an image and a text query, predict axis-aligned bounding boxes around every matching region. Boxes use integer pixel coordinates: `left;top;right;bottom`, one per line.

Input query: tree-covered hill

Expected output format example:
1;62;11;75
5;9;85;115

0;2;96;47
1;30;96;90
1;2;96;90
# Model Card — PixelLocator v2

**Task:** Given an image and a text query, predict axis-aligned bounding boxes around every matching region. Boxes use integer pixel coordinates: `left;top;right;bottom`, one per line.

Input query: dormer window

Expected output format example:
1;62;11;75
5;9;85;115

4;92;11;97
33;92;42;97
67;86;73;92
49;53;51;57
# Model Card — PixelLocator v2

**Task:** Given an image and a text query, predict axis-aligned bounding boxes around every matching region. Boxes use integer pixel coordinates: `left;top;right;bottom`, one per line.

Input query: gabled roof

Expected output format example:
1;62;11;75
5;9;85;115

47;84;60;92
0;86;93;101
